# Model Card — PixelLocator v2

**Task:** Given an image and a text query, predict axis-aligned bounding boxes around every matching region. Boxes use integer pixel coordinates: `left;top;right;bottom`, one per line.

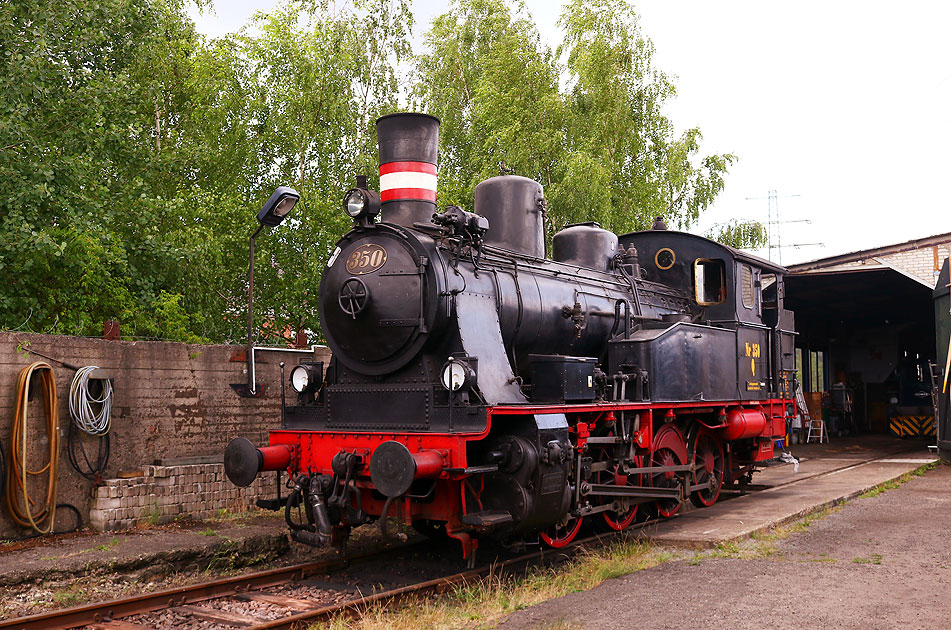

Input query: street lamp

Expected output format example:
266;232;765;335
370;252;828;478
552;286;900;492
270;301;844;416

235;186;299;397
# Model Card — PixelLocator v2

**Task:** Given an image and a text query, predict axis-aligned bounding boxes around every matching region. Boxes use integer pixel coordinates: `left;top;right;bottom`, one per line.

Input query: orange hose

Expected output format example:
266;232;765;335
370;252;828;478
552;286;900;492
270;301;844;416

5;362;60;533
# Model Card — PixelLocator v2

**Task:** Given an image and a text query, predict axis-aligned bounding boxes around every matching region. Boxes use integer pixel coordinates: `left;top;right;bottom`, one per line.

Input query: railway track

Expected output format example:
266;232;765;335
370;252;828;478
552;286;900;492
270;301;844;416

0;524;632;630
2;447;921;630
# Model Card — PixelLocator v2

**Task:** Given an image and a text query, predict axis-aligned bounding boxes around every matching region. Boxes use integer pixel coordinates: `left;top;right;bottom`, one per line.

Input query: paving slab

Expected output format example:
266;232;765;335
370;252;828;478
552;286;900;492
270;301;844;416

0;514;290;588
643;437;936;547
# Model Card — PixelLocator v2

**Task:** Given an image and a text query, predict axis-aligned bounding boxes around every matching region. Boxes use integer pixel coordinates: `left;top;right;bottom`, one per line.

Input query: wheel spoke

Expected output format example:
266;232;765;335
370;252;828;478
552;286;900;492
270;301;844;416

689;427;725;508
649;425;687;518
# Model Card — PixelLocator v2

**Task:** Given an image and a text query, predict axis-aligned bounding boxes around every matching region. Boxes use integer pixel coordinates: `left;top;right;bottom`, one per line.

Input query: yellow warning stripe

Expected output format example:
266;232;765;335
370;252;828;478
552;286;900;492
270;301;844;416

891;415;936;438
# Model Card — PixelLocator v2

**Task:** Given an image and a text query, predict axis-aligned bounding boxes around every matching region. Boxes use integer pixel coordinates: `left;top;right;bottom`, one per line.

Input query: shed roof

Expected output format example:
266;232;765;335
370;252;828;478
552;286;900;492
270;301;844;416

788;232;951;274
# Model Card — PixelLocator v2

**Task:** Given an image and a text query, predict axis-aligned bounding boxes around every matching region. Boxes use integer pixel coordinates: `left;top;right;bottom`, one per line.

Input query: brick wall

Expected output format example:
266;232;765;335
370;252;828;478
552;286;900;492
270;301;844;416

804;242;951;287
0;332;330;538
880;244;951;286
89;463;274;531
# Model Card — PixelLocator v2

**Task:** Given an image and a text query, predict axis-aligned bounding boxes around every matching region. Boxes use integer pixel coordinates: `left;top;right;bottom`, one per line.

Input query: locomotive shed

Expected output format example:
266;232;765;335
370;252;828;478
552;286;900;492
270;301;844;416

784;232;951;447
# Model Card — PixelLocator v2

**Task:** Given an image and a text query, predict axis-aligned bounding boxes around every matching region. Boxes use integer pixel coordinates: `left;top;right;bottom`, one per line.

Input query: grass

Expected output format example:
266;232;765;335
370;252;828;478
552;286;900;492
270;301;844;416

851;554;883;565
312;539;671;630
309;497;863;630
198;528;217;537
859;462;937;498
51;583;88;607
95;538;121;552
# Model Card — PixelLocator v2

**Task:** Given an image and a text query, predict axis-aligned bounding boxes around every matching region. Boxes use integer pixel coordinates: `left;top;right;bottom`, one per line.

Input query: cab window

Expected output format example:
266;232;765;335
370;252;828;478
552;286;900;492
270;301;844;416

694;259;726;305
741;264;754;309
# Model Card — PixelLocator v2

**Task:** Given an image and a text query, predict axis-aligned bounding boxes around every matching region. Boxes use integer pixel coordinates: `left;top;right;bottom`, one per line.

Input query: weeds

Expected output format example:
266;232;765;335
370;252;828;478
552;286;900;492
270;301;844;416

51;584;87;607
860;462;937;498
95;538;121;552
851;554;883;565
314;539;668;630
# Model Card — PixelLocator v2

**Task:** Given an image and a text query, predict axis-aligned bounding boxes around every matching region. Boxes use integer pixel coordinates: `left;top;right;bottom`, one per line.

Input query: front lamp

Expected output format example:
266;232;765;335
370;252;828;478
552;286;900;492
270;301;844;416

290;362;323;394
343;187;380;221
441;358;475;392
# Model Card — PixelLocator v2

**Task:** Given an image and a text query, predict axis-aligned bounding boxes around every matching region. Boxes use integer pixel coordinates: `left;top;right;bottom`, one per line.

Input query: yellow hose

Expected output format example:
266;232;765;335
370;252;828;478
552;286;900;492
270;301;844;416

6;362;60;533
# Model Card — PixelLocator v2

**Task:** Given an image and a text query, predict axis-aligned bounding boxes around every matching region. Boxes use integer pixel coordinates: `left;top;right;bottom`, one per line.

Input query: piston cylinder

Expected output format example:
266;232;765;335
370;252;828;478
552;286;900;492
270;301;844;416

722;407;768;440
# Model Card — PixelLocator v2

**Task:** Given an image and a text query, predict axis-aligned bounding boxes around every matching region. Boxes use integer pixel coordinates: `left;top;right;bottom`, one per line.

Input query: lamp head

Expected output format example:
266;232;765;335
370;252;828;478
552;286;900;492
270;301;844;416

257;186;300;227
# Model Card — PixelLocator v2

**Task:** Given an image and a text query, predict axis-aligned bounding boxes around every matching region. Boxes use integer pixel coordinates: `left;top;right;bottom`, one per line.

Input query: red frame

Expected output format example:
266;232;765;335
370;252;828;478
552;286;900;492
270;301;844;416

267;396;792;526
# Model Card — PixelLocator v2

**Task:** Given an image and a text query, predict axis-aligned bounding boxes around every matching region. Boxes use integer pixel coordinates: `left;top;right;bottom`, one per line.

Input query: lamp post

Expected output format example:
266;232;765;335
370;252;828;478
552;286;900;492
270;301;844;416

237;186;300;398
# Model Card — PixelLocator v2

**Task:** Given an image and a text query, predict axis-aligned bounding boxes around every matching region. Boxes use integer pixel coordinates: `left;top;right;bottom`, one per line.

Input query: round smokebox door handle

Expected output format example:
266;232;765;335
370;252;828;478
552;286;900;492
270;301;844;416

338;278;370;319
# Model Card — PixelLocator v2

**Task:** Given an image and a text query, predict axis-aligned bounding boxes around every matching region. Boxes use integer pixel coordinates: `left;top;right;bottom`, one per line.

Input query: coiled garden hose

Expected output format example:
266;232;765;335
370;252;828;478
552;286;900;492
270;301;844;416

68;366;112;435
6;362;60;533
66;365;112;479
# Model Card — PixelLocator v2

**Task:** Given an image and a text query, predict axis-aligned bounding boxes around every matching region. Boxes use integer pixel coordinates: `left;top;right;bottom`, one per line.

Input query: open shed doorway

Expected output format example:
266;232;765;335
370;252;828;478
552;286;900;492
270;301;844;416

785;269;935;435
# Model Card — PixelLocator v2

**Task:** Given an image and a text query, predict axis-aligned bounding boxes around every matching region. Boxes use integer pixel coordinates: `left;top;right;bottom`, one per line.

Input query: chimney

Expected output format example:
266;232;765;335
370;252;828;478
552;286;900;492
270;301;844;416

375;113;440;226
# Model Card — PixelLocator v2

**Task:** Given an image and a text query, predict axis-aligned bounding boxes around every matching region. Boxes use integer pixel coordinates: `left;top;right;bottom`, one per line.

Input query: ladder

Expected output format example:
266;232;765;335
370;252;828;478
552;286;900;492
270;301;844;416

797;381;827;444
928;361;940;443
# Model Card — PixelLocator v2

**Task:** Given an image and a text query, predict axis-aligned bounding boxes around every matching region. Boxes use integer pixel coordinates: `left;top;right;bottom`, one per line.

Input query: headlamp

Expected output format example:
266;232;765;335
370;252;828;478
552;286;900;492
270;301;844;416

290;362;323;394
343;187;380;221
441;358;475;392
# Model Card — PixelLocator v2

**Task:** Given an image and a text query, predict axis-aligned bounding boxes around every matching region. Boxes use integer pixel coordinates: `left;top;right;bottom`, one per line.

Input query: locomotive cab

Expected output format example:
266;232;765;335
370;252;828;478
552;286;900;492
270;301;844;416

615;228;796;402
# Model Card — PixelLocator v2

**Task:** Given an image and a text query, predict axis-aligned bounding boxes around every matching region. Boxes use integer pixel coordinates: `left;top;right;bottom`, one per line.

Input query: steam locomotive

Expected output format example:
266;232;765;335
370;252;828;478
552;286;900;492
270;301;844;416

224;113;797;564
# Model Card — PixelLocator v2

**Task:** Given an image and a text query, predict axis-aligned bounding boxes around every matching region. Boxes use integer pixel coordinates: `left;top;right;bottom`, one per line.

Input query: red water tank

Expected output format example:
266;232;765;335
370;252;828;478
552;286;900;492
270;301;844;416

722;407;767;440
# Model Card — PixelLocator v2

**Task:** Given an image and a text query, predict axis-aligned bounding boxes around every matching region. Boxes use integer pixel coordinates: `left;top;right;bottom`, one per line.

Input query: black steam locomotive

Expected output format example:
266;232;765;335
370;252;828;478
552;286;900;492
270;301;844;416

225;113;797;564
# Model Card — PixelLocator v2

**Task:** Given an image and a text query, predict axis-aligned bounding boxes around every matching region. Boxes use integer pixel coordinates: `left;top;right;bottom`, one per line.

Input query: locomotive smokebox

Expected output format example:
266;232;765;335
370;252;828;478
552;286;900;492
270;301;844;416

376;113;440;226
474;175;546;258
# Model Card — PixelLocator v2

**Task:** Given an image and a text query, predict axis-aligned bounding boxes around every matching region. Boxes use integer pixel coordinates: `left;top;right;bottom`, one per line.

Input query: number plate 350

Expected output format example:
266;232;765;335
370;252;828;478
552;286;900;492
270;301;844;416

346;244;387;275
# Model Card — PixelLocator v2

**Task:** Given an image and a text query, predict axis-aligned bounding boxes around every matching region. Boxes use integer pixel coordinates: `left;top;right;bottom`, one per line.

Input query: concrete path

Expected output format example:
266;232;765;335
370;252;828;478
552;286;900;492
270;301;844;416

645;436;935;548
499;437;944;630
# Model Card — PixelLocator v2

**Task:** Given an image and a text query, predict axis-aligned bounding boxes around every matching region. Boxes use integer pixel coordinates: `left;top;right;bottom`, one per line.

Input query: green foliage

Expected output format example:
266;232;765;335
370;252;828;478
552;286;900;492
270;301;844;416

708;219;769;250
0;0;735;342
0;0;209;337
415;0;735;238
414;0;564;211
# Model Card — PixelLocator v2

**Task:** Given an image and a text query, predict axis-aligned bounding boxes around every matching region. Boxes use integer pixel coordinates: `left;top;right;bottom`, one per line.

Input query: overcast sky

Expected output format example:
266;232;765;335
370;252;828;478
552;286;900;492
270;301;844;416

188;1;951;265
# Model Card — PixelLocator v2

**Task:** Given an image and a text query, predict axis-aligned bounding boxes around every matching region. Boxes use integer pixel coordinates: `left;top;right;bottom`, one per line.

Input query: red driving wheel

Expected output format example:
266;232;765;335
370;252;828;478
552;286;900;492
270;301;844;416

598;452;641;531
541;514;583;548
689;426;724;508
649;424;688;518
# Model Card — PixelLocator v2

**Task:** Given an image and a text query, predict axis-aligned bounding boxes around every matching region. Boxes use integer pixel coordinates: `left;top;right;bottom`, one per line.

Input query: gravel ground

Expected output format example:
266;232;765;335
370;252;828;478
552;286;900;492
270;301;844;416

0;514;422;620
498;463;951;630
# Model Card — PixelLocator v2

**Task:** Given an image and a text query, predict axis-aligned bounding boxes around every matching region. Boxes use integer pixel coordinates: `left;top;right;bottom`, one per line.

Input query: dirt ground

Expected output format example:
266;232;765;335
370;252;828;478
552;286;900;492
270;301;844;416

498;463;951;630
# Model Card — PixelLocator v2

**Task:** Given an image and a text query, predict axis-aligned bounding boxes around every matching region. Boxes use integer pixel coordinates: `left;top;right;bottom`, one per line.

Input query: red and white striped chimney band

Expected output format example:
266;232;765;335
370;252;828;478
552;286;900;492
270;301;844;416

379;161;437;203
